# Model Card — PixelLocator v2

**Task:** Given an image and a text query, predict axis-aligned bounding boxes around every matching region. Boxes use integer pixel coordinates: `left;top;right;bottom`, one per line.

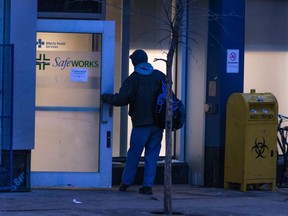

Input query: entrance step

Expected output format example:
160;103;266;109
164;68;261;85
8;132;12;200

112;160;189;186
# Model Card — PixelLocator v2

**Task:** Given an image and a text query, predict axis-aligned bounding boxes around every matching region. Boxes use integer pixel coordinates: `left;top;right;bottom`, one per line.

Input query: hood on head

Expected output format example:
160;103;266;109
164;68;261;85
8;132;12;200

134;63;154;75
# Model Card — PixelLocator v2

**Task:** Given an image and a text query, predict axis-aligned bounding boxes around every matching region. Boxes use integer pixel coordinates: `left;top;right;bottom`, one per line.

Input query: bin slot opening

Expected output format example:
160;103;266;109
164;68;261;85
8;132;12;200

249;103;276;121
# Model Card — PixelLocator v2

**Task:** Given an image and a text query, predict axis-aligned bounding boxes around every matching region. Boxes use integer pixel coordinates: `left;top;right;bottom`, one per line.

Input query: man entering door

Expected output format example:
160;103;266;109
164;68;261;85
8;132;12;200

102;49;165;194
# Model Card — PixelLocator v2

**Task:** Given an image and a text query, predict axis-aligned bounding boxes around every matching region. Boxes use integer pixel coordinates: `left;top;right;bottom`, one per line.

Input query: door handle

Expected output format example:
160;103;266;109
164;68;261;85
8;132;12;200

107;131;111;148
100;99;113;123
109;105;113;117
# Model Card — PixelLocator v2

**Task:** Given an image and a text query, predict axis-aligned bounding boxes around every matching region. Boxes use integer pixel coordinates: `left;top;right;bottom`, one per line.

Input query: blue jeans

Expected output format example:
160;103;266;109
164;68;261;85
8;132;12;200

121;125;163;187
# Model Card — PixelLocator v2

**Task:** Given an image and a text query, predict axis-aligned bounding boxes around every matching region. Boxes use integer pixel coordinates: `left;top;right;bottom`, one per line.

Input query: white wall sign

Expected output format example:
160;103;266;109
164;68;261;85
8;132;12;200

226;49;239;73
70;68;88;82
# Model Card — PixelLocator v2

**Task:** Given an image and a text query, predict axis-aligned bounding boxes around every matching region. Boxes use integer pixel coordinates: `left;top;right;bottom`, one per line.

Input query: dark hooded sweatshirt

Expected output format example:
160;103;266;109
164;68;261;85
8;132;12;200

102;63;166;127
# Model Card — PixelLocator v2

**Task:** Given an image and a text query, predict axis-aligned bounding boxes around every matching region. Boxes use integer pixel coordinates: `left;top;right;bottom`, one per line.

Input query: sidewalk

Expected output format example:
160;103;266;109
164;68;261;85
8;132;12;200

1;184;288;216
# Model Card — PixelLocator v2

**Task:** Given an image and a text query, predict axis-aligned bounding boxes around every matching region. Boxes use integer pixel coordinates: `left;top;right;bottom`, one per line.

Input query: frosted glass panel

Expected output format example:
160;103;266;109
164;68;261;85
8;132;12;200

33;33;102;172
33;111;99;172
36;51;100;107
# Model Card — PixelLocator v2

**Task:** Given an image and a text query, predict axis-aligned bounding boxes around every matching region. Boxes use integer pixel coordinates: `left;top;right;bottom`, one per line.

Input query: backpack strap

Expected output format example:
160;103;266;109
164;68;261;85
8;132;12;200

156;81;166;113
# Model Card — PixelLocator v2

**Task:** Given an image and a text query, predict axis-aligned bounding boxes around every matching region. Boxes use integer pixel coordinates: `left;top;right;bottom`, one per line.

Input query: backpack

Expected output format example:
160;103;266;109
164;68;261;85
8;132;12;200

155;81;185;130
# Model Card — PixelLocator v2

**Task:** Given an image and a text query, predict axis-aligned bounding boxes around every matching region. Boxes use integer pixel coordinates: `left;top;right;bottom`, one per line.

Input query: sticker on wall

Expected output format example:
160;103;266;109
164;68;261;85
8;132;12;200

226;49;239;73
70;68;88;82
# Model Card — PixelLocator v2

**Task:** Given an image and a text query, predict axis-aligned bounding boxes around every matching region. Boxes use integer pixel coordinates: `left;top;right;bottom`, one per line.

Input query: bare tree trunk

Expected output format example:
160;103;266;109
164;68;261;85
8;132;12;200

164;131;172;214
163;1;185;215
164;61;173;214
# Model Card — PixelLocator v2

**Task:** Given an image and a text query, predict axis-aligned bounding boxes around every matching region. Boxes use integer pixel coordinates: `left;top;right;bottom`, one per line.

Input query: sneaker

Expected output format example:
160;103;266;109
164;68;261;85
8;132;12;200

119;183;129;191
139;186;152;195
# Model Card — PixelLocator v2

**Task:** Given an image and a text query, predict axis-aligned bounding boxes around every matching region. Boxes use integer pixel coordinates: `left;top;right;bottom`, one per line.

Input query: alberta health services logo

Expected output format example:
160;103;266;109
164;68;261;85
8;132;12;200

36;38;66;49
36;38;66;71
36;38;99;71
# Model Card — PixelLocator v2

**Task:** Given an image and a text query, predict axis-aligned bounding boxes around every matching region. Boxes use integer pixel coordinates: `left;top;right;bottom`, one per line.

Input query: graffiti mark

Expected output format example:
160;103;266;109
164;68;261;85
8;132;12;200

11;172;25;191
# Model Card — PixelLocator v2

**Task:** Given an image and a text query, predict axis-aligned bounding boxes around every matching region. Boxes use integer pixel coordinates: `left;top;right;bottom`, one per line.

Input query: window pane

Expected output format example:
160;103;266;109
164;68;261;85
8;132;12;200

38;0;103;13
37;0;105;19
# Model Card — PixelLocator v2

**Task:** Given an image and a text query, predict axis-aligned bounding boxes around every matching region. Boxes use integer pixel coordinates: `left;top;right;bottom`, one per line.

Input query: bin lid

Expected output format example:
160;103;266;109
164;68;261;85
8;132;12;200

227;91;278;122
242;93;277;103
229;92;277;104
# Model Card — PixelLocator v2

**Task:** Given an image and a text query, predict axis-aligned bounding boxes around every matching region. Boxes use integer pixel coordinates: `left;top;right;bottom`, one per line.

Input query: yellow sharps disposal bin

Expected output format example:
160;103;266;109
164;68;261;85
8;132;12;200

224;90;278;192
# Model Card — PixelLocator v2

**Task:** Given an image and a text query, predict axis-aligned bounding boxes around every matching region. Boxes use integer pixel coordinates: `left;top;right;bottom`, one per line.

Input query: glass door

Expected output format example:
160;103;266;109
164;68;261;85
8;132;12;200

31;20;114;188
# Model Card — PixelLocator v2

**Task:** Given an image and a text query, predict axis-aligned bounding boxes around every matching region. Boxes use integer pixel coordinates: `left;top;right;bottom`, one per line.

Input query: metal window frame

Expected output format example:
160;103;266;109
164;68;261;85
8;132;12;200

0;44;14;192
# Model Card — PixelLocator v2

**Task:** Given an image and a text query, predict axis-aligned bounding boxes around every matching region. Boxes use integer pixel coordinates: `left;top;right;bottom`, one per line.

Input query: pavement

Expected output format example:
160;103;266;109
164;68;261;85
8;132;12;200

1;184;288;216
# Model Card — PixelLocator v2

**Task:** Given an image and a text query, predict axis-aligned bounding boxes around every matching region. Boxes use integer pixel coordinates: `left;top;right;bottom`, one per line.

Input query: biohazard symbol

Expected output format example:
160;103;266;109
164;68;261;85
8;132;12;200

251;136;269;158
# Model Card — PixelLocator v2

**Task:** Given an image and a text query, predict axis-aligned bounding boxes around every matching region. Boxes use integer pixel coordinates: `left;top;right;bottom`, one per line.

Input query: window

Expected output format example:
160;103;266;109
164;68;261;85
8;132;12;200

37;0;105;19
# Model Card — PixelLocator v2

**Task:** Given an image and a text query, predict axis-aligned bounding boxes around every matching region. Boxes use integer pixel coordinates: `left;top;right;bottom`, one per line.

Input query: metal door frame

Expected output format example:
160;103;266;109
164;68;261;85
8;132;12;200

31;19;115;188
